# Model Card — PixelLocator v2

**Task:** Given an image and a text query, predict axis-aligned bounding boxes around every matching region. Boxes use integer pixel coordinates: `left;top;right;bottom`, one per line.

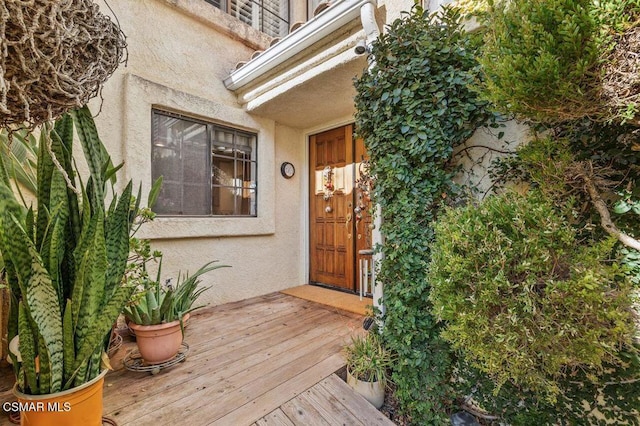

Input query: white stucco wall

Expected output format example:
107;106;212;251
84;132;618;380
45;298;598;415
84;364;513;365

453;121;530;198
90;0;308;306
86;0;447;306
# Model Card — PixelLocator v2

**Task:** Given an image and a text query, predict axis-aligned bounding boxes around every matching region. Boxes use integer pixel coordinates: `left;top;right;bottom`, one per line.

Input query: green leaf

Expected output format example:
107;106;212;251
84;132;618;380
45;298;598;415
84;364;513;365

62;299;75;381
613;201;631;214
18;302;38;393
71;106;106;205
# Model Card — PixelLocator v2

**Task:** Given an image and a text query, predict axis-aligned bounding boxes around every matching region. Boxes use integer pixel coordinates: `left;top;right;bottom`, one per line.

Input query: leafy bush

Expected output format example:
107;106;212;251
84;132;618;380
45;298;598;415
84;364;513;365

453;351;640;425
429;190;637;401
479;0;602;122
492;129;640;283
353;6;491;423
478;0;640;124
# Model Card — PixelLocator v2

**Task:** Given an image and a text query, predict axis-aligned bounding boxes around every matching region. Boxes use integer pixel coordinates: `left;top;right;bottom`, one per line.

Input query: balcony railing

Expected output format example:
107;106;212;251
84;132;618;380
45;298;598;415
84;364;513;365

205;0;290;38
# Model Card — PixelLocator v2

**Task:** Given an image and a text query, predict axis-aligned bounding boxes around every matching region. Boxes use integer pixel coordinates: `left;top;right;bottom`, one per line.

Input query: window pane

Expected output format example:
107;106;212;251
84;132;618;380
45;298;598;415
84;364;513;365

155;182;182;215
231;0;253;26
213;156;234;186
212;186;237;215
152;112;209;215
241;179;257;215
213;129;234;145
183;126;208;183
183;183;210;215
227;0;288;37
152;111;257;217
235;134;255;160
152;147;181;181
204;0;223;9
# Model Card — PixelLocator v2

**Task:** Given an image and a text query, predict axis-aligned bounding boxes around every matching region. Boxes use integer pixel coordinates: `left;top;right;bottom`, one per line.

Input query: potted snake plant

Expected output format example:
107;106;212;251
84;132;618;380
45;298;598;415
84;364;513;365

0;106;140;425
123;257;228;364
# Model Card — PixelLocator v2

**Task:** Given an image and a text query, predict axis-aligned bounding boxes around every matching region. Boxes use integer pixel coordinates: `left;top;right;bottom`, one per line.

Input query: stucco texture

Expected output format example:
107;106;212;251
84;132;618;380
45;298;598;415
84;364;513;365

91;0;306;306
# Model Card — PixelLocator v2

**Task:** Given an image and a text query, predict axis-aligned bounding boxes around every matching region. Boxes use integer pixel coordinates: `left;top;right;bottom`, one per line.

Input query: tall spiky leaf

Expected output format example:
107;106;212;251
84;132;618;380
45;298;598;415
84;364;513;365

40;170;68;277
18;302;37;393
62;299;75;381
24;251;64;393
75;211;107;349
0;129;38;196
49;217;66;310
148;176;163;210
0;132;13;187
105;182;132;298
35;127;54;248
36;332;52;394
71;107;105;204
53;117;81;254
69;282;134;388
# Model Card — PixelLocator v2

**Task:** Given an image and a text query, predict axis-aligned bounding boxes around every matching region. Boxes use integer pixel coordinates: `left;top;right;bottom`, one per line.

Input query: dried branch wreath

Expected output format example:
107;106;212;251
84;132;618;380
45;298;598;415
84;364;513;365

0;0;126;129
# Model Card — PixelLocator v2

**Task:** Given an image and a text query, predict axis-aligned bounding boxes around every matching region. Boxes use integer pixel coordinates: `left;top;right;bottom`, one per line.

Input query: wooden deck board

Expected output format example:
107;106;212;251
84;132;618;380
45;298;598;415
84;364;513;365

280;392;333;426
111;317;351;424
298;382;365;426
317;375;396;426
103;307;332;411
255;408;296;426
0;293;394;426
209;353;346;426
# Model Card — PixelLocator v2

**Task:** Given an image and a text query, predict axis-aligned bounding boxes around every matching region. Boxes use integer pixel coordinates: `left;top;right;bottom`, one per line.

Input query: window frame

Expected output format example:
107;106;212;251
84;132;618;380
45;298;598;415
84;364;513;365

151;109;258;218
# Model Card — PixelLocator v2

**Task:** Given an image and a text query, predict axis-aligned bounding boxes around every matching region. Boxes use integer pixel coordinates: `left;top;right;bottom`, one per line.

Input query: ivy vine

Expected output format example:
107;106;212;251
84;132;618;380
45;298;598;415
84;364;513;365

354;6;491;423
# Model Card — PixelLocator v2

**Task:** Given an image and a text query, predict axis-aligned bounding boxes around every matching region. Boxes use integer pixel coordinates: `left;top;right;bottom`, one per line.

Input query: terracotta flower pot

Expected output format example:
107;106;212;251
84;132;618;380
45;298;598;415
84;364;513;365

14;369;108;426
129;319;183;364
346;369;385;409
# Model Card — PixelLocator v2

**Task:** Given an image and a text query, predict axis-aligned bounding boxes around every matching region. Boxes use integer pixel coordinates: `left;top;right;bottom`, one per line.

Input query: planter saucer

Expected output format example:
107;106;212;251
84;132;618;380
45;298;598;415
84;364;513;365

123;342;189;375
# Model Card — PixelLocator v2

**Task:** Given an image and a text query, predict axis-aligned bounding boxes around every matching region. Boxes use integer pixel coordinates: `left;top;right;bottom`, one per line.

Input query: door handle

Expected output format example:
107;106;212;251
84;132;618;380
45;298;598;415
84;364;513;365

345;213;352;228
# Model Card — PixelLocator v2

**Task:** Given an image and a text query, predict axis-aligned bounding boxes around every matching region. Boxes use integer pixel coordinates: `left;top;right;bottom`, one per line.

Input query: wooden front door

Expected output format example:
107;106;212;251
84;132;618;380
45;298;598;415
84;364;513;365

309;125;372;292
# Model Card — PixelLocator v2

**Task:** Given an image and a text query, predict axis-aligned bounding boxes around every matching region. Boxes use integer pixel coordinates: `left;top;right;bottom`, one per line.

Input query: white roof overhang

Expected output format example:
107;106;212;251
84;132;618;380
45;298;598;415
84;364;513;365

223;0;379;128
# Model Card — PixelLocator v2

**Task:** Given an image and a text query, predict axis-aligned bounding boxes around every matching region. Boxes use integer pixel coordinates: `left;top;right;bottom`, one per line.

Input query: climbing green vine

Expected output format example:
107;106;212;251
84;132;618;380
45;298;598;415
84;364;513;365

354;6;491;424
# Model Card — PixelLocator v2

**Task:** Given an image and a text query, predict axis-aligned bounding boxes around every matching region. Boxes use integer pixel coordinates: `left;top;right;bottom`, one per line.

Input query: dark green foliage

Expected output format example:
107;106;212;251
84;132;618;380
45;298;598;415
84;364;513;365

454;350;640;425
475;131;640;423
429;191;637;401
353;6;491;423
480;0;602;122
492;122;640;280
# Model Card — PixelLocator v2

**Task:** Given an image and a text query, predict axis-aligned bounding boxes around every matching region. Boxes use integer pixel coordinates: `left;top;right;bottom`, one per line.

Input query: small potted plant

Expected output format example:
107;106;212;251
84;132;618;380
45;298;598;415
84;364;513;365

343;332;393;408
123;258;228;364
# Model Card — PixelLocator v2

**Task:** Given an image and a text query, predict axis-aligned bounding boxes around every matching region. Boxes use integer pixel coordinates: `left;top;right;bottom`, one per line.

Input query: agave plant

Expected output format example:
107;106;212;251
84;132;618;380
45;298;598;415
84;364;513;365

123;258;228;326
0;106;138;395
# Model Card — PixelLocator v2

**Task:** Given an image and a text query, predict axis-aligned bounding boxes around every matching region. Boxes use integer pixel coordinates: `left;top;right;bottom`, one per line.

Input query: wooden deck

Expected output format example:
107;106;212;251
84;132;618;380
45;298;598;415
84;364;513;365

0;292;393;426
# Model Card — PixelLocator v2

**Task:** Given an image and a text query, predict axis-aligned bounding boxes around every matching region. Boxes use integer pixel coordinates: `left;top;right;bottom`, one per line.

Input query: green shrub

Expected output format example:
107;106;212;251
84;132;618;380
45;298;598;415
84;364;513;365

479;0;602;122
353;6;491;423
478;0;640;124
453;351;640;425
429;190;637;401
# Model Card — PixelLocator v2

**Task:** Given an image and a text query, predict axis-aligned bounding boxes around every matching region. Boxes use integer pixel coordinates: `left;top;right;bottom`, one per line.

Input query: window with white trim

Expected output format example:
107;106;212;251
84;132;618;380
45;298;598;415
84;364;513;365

152;110;257;217
204;0;289;38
